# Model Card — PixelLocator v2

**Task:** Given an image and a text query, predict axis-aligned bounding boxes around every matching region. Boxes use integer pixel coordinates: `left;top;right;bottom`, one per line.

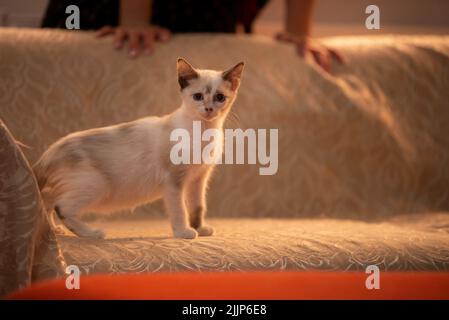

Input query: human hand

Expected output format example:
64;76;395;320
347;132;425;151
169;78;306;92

96;25;171;58
276;32;345;73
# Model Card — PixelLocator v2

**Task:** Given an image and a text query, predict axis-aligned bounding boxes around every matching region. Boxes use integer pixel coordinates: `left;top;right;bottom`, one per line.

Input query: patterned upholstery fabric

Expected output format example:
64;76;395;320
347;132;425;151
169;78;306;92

0;120;66;296
0;29;448;289
1;29;449;219
60;216;449;273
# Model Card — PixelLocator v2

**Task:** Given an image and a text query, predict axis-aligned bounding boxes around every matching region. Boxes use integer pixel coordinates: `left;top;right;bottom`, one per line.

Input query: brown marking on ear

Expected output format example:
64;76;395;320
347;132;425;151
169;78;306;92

222;62;245;91
54;206;65;220
118;122;135;135
177;58;199;90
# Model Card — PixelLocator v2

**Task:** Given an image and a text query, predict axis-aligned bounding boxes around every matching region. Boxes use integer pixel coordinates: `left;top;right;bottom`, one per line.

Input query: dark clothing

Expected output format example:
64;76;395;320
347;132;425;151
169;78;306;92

42;0;268;33
42;0;120;30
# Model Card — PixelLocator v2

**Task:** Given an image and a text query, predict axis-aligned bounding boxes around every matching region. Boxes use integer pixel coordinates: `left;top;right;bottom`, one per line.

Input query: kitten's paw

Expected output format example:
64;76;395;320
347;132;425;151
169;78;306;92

79;228;105;239
197;225;215;237
53;226;67;235
173;227;198;239
92;229;106;239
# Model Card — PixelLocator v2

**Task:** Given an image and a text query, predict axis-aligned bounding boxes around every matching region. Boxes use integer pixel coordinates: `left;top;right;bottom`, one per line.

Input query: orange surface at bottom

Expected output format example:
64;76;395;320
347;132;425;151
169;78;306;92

8;271;449;300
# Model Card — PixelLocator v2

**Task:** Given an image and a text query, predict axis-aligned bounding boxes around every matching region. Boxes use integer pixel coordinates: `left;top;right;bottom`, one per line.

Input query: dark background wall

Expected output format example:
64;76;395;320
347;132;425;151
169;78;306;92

1;0;449;36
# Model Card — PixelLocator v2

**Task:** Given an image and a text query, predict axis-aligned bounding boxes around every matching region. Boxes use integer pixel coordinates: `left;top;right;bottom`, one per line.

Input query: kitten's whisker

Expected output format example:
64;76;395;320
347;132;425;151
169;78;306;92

228;111;241;127
225;114;237;127
225;110;239;126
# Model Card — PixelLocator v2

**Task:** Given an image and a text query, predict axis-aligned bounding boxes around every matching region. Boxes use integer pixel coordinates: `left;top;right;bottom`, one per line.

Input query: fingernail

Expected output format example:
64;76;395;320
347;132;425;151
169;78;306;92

144;48;152;55
129;50;137;57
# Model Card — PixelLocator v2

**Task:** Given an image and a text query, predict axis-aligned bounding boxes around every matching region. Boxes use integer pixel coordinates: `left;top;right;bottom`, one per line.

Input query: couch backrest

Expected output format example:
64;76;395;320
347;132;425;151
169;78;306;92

1;29;449;218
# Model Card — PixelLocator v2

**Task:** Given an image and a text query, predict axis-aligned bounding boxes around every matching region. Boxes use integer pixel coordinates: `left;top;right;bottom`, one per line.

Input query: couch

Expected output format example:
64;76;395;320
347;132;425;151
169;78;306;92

1;28;449;296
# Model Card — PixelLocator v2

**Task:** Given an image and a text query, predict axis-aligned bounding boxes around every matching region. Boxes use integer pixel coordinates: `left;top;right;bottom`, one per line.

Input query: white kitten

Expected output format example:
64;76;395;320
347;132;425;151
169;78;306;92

33;58;244;239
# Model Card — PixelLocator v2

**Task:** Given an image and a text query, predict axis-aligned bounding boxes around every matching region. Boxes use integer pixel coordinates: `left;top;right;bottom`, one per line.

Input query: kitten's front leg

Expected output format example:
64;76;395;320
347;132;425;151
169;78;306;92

185;172;215;236
163;179;198;239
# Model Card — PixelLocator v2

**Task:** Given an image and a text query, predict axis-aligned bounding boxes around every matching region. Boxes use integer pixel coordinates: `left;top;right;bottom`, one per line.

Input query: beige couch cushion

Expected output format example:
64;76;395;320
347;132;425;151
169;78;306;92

60;215;449;273
1;29;448;276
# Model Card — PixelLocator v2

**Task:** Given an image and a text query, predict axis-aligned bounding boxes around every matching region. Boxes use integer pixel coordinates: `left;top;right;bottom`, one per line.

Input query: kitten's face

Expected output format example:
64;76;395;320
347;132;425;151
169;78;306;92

177;58;244;122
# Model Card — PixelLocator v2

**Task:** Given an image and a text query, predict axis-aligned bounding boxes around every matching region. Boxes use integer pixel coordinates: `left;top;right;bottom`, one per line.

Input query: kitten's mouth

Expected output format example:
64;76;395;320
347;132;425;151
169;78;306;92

201;113;217;121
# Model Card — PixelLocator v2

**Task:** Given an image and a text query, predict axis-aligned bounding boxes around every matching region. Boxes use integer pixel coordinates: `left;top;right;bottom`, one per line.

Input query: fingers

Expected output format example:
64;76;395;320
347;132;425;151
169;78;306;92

128;32;140;58
114;28;126;49
310;49;331;73
275;32;291;43
156;27;171;42
143;29;155;54
329;48;346;64
96;26;114;38
295;42;307;58
275;32;346;73
276;32;308;58
275;32;304;45
311;48;345;73
142;27;172;56
96;25;172;58
303;43;344;73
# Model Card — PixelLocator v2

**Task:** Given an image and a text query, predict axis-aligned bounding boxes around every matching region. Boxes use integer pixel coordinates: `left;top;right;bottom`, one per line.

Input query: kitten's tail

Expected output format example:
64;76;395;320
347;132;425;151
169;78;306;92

32;159;48;191
32;158;56;213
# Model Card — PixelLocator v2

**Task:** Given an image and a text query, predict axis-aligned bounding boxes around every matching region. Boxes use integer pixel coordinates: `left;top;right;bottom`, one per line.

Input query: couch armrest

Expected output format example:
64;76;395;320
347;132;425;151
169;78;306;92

0;119;66;297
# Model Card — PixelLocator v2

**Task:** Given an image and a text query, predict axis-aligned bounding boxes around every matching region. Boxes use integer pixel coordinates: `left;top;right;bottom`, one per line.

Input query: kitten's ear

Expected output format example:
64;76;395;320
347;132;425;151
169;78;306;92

222;62;245;91
177;58;199;90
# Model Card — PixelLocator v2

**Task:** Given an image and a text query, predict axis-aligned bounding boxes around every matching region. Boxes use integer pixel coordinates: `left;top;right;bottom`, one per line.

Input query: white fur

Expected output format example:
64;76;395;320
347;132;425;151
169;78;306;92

33;59;244;239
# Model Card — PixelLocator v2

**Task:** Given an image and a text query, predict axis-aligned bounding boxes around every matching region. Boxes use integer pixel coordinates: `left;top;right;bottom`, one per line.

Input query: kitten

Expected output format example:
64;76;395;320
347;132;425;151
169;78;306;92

33;58;244;239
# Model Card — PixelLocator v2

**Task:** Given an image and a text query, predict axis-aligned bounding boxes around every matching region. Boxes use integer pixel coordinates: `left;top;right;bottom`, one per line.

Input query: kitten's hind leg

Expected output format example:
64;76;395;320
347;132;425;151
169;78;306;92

190;206;215;237
49;209;68;235
40;187;66;235
55;205;105;239
53;170;107;239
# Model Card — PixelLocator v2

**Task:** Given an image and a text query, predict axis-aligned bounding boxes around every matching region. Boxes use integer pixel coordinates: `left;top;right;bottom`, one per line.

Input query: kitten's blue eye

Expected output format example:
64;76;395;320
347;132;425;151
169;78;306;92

193;93;204;101
214;93;226;103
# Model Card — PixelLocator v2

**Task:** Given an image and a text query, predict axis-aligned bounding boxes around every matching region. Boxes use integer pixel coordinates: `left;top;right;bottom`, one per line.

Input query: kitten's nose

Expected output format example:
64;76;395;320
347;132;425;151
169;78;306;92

205;107;213;113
